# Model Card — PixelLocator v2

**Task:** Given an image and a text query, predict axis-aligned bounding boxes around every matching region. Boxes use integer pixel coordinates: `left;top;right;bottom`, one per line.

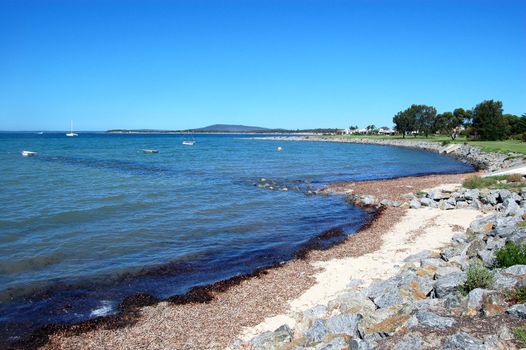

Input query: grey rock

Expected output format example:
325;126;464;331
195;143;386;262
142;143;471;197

465;189;480;201
466;240;486;258
436;266;462;279
484;203;496;211
326;313;361;338
494;216;521;237
403;193;417;200
470;199;483;210
404;250;433;263
452;233;468;244
493;271;519;289
303;305;327;320
451;191;463;200
456;201;469;209
328;294;376;314
406;314;419;328
506;304;526;319
361;195;376;206
441;247;460;262
350;338;376;350
469;215;496;234
480;191;499;205
372;286;403;308
429;189;446;200
415;310;455;328
504;198;521;216
410;199;421;209
250;325;293;350
444;332;484;349
477;250;496;268
421;257;444;267
306;319;328;343
482;335;506;349
497;325;514;340
316;337;348;350
443;293;464;310
435;271;467;298
420;197;436;207
503;264;526;276
447;254;469;271
467;288;486;310
485;237;506;250
507;229;526;245
499;190;513;202
379;199;389;206
366;279;396;300
439;199;456;210
394;335;422;350
447;197;457;206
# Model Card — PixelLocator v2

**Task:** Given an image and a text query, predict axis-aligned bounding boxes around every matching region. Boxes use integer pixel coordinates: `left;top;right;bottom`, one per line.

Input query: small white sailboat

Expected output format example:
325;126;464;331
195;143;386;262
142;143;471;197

21;150;37;157
66;120;78;137
37;132;44;135
182;133;196;146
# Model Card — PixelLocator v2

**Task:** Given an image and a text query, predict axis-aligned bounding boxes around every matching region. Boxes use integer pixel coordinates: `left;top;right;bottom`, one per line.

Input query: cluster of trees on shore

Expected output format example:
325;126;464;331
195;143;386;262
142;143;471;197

393;100;526;141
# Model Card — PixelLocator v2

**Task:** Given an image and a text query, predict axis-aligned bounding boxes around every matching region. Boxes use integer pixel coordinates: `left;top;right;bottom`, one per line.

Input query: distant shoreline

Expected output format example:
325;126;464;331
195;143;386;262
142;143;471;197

105;130;322;135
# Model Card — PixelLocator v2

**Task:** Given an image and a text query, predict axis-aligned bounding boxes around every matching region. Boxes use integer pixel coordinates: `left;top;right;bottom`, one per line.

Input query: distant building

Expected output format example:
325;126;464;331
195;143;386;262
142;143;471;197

378;127;395;135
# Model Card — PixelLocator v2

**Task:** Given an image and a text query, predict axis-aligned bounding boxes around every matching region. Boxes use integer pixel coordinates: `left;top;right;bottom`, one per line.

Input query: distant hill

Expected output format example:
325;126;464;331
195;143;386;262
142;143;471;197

190;124;270;132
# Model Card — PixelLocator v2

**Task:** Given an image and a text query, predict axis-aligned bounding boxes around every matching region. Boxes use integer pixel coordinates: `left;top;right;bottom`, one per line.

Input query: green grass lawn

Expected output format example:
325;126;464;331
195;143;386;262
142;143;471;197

322;134;526;155
465;141;526;155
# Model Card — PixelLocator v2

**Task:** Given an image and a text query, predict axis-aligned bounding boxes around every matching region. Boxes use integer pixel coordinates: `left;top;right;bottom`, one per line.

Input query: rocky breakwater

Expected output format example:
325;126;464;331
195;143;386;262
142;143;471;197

349;177;526;215
235;185;526;349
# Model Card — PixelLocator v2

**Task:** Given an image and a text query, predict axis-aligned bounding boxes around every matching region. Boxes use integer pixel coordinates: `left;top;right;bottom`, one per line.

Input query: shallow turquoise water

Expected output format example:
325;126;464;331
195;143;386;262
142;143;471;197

0;133;473;342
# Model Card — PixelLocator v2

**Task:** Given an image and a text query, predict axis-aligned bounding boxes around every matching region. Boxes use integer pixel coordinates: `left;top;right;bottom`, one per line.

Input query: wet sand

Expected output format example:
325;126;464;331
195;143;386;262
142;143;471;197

38;172;476;350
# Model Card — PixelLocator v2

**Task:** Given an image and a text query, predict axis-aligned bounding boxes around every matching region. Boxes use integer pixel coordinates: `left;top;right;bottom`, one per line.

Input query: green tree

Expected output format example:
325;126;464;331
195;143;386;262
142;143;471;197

472;100;507;140
436;111;464;140
413;105;437;138
454;108;472;125
504;114;526;136
393;109;415;138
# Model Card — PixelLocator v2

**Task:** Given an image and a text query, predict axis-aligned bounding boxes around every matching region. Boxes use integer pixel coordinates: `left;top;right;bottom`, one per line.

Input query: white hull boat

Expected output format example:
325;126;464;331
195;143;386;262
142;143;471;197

66;120;78;137
143;149;159;154
21;151;37;157
182;141;196;146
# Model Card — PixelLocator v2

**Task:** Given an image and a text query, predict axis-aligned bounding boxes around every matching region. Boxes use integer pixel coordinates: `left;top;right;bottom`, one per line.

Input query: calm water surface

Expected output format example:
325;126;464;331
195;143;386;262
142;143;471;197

0;133;473;342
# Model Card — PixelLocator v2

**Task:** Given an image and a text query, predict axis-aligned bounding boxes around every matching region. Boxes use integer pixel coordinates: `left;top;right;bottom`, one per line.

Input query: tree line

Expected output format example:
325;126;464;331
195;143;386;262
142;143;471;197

393;100;526;141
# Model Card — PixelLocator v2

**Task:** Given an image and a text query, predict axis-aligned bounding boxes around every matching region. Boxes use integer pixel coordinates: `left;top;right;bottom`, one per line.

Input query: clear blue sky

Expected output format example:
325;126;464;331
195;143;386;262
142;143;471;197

1;0;525;131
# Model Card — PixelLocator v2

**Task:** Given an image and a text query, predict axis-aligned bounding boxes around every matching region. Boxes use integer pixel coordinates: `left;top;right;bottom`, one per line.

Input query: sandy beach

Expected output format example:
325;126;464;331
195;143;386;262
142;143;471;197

34;172;480;350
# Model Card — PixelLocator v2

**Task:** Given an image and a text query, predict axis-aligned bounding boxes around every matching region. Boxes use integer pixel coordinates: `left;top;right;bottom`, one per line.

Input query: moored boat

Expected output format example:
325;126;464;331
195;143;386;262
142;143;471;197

66;120;78;137
21;150;37;157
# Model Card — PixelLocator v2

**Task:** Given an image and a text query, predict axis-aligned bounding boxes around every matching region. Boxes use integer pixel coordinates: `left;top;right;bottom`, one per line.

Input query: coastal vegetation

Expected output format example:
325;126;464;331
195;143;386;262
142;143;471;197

392;100;525;142
512;328;526;345
459;263;494;294
462;174;524;190
495;242;526;268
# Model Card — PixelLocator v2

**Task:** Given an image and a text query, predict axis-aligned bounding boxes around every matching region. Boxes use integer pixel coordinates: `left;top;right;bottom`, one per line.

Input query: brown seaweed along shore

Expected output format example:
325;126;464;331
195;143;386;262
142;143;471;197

33;172;476;350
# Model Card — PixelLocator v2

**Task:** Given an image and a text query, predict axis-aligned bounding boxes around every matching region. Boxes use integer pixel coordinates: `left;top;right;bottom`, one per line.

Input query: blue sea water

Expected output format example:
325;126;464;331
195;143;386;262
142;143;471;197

0;133;473;342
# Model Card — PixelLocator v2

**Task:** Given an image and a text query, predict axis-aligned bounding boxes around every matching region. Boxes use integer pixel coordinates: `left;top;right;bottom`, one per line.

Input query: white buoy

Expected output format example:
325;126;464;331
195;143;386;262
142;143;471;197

277;146;283;151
